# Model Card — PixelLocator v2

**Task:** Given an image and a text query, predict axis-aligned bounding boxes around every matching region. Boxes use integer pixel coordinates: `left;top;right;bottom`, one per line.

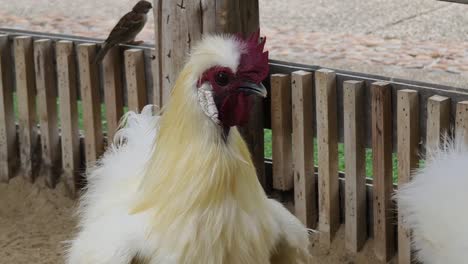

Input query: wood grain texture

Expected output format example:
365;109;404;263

14;36;39;182
103;47;124;141
315;69;339;246
156;0;203;103
343;80;367;253
426;95;450;155
56;41;80;198
271;74;293;191
77;43;103;166
34;39;61;187
371;81;395;262
151;0;166;105
0;34;17;182
125;49;147;112
291;70;316;228
151;48;161;107
456;101;468;144
397;89;419;264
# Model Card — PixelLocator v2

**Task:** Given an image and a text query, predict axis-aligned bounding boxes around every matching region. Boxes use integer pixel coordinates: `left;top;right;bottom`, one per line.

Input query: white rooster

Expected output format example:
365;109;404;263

66;31;311;264
396;136;468;263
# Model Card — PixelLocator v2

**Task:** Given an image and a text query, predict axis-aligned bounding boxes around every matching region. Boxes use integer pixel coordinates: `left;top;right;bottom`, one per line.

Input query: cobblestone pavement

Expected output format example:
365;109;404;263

1;0;468;85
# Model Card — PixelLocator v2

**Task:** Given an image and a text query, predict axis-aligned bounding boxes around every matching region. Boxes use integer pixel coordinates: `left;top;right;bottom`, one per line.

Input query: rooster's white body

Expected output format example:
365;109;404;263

396;138;468;263
66;33;310;264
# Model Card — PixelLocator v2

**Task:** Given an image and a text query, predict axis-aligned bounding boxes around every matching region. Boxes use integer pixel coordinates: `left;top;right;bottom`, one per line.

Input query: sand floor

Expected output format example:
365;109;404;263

0;175;386;264
0;176;76;264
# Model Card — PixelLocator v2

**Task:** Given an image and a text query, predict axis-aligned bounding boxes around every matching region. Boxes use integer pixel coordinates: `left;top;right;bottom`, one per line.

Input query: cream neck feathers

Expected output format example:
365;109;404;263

131;65;266;218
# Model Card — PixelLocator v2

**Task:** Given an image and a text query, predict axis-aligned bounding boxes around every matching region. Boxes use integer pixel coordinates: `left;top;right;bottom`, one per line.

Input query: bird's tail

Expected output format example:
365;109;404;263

94;42;112;65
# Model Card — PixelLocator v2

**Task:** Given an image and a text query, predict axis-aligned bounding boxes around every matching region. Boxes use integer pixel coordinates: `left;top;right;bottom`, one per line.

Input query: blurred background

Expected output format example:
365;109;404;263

1;0;468;87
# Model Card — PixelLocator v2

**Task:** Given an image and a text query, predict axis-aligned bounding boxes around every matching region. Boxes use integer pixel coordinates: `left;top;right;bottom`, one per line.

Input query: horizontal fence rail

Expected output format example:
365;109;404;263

1;29;468;263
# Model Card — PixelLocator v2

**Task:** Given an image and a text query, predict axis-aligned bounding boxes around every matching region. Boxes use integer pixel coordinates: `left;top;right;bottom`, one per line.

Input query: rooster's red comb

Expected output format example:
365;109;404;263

235;29;269;84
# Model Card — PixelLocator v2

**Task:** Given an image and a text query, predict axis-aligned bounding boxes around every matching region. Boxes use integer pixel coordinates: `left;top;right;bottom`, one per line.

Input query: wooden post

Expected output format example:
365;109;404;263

77;43;103;165
152;0;265;189
397;89;419;264
0;34;17;182
291;70;316;228
56;41;80;198
371;81;395;262
153;0;203;104
271;74;293;191
426;95;450;155
125;49;147;112
151;48;161;107
456;101;468;144
315;69;339;247
34;39;61;188
14;36;39;182
343;80;367;252
103;47;124;142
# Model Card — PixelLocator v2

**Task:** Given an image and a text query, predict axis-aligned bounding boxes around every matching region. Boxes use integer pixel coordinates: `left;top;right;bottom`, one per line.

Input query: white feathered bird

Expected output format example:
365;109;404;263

396;136;468;263
66;31;310;264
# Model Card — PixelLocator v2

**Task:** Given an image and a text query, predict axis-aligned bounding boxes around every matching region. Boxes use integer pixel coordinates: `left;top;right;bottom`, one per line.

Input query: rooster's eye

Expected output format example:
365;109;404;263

215;72;230;86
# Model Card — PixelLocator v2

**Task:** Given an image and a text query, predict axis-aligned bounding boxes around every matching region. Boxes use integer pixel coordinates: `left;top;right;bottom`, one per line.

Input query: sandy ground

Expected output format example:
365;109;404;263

0;175;384;264
309;230;385;264
0;177;76;264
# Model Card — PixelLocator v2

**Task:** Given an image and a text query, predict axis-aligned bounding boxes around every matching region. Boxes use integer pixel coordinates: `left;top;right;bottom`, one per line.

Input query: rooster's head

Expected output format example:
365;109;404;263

186;30;269;130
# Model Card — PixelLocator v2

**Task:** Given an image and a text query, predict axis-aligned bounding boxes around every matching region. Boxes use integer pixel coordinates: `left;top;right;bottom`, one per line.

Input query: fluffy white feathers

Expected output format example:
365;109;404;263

66;104;310;263
66;105;159;264
396;138;468;263
188;34;243;79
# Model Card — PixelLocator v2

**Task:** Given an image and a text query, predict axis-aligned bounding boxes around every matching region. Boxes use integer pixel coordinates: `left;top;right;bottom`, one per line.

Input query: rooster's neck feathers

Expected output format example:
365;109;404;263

132;65;266;216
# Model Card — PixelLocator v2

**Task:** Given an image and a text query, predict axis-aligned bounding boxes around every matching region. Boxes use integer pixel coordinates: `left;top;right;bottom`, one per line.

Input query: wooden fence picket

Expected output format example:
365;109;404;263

315;69;339;247
456;101;468;144
397;89;419;264
343;80;367;252
271;73;293;191
34;39;61;187
125;49;147;112
0;34;17;182
77;43;103;165
291;70;316;229
103;47;124;141
14;36;39;182
56;40;81;197
426;95;450;155
371;81;395;262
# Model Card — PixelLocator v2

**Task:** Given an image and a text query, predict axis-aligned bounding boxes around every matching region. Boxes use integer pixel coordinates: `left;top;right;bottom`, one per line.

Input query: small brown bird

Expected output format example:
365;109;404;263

94;0;152;64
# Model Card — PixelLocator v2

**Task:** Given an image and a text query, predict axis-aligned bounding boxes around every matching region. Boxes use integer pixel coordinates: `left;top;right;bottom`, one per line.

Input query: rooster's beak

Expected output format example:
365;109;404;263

238;82;268;98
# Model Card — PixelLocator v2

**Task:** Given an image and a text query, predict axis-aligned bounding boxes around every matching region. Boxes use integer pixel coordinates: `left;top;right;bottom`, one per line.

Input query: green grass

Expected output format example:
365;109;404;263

264;129;399;182
13;93;111;132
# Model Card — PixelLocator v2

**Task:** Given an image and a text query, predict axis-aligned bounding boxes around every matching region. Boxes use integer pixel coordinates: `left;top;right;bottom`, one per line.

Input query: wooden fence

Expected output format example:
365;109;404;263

2;28;468;263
